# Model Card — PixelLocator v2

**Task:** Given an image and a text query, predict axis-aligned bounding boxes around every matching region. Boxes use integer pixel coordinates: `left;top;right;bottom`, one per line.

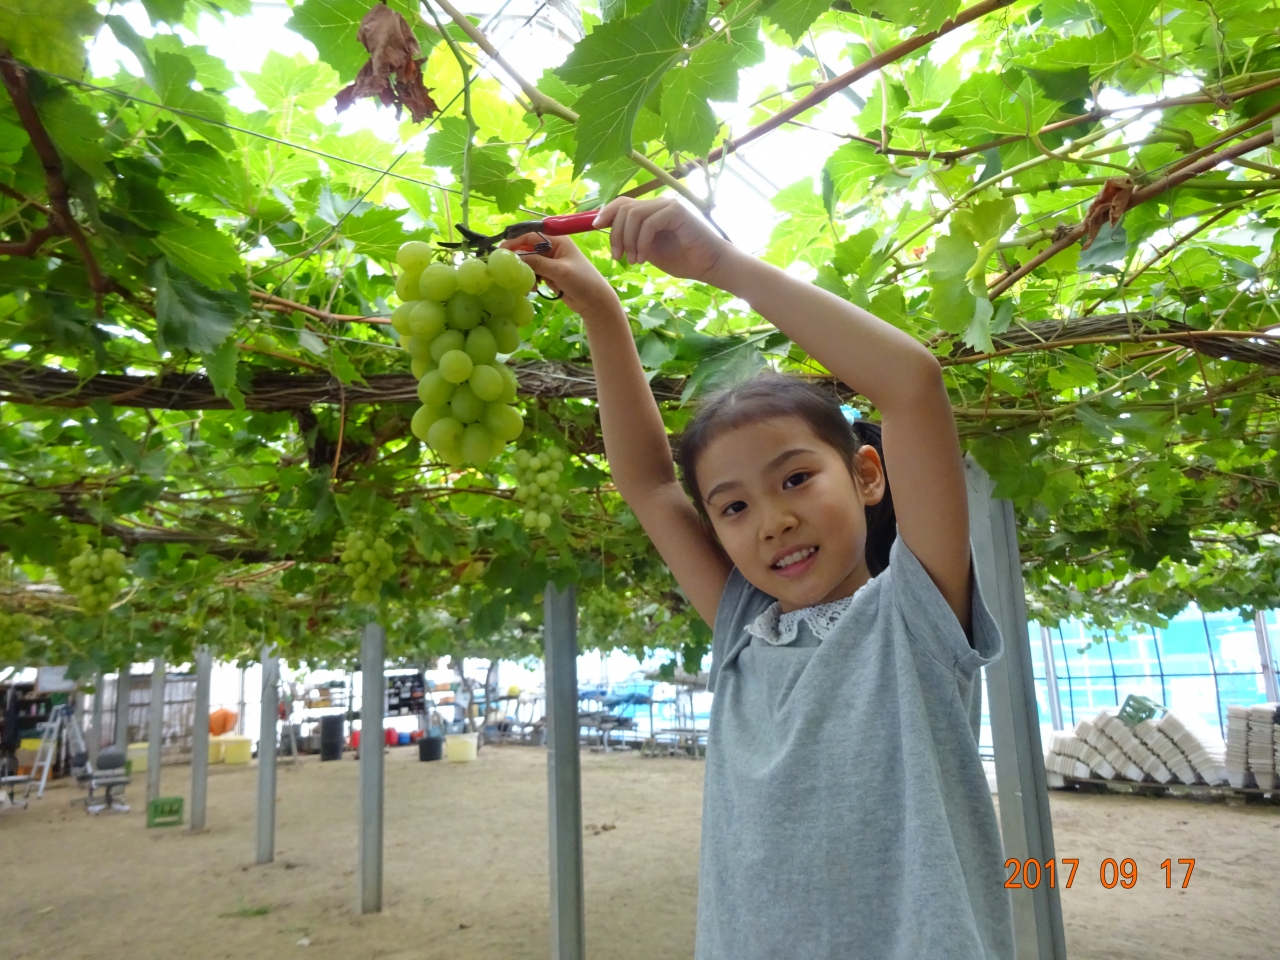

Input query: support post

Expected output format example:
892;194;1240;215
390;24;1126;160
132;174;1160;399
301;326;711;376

89;670;104;767
543;582;585;960
147;657;166;803
114;665;132;750
256;648;278;864
1039;626;1064;731
1256;612;1278;703
965;459;1065;960
237;665;246;734
359;623;385;914
191;646;212;831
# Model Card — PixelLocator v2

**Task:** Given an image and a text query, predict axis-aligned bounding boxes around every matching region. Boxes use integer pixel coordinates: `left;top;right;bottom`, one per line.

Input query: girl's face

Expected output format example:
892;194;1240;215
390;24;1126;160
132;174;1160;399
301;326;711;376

697;417;885;613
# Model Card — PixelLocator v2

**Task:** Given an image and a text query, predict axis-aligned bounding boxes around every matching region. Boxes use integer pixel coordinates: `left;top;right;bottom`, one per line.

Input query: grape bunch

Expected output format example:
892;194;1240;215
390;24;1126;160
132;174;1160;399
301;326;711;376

62;544;128;615
0;611;29;664
392;242;537;468
340;530;397;604
511;446;566;531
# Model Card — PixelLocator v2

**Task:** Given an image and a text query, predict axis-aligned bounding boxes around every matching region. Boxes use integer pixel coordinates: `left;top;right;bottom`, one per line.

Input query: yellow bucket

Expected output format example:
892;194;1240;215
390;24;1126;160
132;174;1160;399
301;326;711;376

208;738;224;764
445;733;478;763
127;742;149;773
220;735;252;765
20;738;41;751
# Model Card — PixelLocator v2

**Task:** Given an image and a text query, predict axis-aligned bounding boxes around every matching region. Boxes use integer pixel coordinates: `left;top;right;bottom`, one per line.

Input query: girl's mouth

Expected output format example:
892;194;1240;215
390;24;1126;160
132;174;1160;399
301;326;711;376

771;545;818;576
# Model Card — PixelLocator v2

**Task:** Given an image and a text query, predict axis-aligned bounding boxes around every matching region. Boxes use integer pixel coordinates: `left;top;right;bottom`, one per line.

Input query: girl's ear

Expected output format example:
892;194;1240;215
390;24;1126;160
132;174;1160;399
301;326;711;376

852;444;886;506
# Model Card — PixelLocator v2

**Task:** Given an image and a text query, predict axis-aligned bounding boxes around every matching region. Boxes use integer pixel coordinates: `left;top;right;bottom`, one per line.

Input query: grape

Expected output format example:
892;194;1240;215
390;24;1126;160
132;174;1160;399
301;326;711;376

515;260;536;292
461;423;496;465
404;335;434;361
484;402;523;441
411;356;433;379
507;444;568;531
456;258;492;295
511;295;534;326
450;382;485;423
340;529;398;605
481;285;515;316
465;326;498;365
417;369;455;406
390;302;416;336
420;262;458;301
446;291;484;330
59;543;128;615
468;363;504;402
395;269;423;302
411;404;446;441
427;416;464;454
497;364;519;404
430;329;466;362
407;300;447;340
489;319;520;354
439;349;474;385
487;247;523;288
397;240;433;273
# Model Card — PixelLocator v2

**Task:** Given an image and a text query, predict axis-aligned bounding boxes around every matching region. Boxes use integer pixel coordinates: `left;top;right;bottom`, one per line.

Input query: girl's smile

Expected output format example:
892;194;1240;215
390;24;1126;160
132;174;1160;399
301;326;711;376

697;417;885;613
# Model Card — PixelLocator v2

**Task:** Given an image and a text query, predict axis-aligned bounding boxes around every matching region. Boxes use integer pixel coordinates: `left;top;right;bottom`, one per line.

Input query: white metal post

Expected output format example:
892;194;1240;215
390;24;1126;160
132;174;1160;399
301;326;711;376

89;670;103;767
191;646;212;831
544;582;585;960
114;665;132;750
237;664;247;735
256;647;278;864
147;658;165;803
1039;626;1064;731
966;458;1065;960
359;623;385;914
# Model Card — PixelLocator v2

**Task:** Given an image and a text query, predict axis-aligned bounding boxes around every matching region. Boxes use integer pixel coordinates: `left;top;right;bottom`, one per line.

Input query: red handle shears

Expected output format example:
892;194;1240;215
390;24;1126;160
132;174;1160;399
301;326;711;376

439;210;600;255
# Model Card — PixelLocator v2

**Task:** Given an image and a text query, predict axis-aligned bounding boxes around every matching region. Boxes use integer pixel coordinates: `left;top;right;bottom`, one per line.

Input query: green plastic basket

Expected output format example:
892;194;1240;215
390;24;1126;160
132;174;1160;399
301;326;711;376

147;796;184;828
1117;694;1166;727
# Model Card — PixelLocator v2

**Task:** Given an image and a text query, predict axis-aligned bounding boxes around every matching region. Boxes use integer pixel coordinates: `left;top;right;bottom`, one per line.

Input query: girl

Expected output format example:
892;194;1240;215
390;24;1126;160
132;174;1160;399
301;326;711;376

506;198;1014;960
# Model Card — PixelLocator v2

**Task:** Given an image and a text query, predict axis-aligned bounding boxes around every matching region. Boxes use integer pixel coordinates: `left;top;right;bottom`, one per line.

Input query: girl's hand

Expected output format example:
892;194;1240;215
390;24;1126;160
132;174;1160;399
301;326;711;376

593;197;732;283
500;234;620;318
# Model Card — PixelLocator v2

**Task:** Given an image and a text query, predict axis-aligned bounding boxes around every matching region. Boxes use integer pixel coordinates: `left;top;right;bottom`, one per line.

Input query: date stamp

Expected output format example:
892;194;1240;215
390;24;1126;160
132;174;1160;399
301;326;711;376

1004;858;1196;889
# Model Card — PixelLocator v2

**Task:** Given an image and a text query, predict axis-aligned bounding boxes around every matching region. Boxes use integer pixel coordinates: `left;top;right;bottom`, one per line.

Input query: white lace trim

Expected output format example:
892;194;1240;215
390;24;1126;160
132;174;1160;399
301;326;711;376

744;595;856;646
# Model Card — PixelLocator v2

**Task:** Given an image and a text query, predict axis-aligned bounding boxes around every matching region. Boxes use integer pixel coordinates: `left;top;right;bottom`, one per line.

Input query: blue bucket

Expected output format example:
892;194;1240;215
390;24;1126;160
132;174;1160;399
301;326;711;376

397;732;411;745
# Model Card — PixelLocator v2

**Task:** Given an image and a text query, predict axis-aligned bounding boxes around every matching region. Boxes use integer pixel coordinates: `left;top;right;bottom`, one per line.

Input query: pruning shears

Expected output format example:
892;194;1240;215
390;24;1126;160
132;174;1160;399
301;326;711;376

439;210;601;300
439;210;601;256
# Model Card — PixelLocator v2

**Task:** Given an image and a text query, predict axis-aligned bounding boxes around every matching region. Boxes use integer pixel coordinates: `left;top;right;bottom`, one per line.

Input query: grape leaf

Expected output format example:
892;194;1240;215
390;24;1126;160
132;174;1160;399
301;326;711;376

203;337;244;409
660;42;740;155
244;51;340;112
1091;0;1160;51
153;216;243;291
930;71;1059;141
764;0;832;43
823;142;890;204
423;117;535;213
140;0;185;26
151;261;241;353
0;0;99;78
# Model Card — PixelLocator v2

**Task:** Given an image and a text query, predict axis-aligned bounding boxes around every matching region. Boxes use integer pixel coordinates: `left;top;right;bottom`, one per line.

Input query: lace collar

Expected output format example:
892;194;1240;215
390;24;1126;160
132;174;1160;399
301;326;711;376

744;595;856;646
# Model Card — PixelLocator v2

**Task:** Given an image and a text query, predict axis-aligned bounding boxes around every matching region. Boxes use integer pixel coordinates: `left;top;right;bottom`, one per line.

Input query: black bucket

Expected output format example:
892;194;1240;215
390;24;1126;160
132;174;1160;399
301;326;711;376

418;736;443;762
319;715;344;761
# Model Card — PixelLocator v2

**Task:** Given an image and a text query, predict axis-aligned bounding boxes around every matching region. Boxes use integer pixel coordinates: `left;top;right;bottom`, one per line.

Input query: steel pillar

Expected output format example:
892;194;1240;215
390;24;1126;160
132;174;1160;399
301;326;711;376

359;623;385;914
114;665;132;750
89;670;103;766
544;582;585;960
191;646;212;831
965;458;1066;960
1039;626;1064;731
147;658;165;803
256;648;278;864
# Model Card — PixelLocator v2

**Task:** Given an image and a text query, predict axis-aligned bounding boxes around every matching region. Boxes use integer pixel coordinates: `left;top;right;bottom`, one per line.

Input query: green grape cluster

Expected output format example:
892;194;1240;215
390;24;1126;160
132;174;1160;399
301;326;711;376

511;446;566;531
392;243;536;468
340;531;397;604
62;544;128;615
0;611;29;664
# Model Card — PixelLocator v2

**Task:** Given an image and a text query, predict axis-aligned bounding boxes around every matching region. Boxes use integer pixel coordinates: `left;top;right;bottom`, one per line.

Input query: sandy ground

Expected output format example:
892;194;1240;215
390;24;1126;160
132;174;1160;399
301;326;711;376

1;745;1276;960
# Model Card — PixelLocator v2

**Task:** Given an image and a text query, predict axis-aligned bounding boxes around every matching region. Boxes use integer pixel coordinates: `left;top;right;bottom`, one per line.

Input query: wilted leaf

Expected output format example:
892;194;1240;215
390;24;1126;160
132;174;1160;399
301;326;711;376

335;2;439;123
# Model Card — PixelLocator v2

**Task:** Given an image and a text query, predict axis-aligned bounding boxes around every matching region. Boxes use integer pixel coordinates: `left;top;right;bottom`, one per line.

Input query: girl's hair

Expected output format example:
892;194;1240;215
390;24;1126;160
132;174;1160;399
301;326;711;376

676;372;898;576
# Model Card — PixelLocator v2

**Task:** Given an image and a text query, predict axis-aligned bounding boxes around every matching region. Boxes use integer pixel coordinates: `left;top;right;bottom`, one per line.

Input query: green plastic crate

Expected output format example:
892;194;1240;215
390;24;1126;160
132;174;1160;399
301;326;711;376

1117;694;1166;727
147;796;184;828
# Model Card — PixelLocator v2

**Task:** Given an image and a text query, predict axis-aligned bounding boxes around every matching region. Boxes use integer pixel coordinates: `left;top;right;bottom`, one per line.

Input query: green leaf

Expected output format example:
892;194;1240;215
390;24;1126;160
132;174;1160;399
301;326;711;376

925;232;978;335
930;71;1059;141
660;43;739;155
1077;222;1128;271
557;0;694;166
243;51;340;112
767;178;832;267
0;114;29;164
139;0;185;26
35;88;110;179
953;198;1017;245
153;217;243;291
423;118;535;213
0;0;100;78
147;35;236;91
151;260;242;354
823;141;891;204
764;0;832;43
1091;0;1160;51
341;208;415;262
203;336;244;408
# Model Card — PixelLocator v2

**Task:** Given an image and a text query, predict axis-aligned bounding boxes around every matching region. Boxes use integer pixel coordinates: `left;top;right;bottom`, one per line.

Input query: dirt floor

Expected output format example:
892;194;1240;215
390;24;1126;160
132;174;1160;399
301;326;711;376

1;745;1276;960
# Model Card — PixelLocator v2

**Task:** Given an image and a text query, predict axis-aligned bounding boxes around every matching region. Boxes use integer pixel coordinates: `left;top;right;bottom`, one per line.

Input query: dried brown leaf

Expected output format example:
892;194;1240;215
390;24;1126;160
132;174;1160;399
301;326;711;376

334;2;439;123
1079;177;1135;250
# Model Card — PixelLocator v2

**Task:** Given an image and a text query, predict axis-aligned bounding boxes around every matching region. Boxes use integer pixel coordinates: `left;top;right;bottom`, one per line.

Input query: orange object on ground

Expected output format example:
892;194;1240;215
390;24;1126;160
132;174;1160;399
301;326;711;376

208;708;238;736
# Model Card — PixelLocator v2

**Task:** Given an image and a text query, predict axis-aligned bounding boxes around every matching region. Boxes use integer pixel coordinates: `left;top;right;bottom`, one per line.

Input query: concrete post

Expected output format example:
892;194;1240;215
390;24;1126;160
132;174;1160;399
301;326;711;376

359;623;385;914
147;658;165;803
966;458;1066;960
191;646;212;831
544;582;585;960
114;665;132;750
89;670;104;767
256;648;278;864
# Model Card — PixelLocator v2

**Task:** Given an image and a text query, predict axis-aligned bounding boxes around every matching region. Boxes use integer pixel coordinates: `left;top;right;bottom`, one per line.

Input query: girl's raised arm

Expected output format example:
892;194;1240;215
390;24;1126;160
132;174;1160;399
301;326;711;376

594;199;973;634
503;234;732;626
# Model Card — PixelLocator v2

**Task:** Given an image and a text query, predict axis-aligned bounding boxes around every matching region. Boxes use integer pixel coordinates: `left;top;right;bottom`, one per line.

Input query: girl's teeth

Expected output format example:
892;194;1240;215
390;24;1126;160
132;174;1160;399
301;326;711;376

776;547;815;568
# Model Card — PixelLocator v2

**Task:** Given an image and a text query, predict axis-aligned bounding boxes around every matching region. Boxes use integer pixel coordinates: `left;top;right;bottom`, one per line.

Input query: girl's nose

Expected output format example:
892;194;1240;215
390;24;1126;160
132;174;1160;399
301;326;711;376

758;503;798;540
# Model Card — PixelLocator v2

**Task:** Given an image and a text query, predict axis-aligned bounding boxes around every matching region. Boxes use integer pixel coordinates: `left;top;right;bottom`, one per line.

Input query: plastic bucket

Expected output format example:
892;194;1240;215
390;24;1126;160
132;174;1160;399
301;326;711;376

384;727;399;747
446;733;477;763
319;715;344;761
397;731;411;746
419;736;443;761
127;742;149;773
221;735;252;765
208;738;224;764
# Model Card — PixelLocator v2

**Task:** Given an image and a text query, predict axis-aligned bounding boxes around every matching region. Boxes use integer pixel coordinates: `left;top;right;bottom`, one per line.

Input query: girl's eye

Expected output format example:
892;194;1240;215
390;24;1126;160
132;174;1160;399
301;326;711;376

721;500;747;517
783;471;811;489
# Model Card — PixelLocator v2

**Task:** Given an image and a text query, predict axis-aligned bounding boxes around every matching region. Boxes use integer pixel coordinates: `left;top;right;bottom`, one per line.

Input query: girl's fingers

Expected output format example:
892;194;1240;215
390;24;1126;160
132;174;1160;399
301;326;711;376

634;207;672;266
593;197;632;229
609;203;632;262
621;204;649;263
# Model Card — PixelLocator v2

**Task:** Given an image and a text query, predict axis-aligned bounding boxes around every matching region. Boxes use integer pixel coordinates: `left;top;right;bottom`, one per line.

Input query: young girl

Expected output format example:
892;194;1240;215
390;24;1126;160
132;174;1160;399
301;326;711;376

507;198;1014;959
